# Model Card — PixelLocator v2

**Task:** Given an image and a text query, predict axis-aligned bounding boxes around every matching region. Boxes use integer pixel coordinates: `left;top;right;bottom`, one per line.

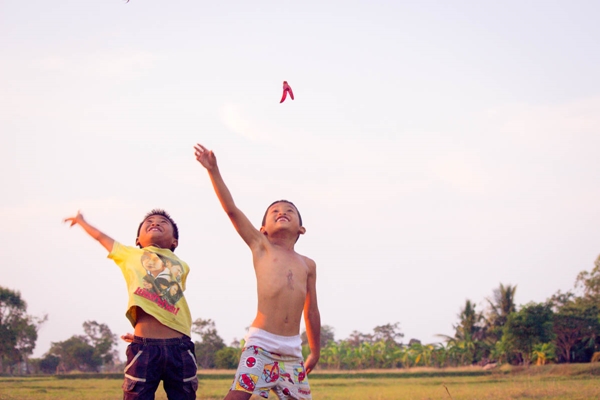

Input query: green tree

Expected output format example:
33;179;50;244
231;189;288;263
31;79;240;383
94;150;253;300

335;340;359;369
552;303;599;363
409;342;435;367
301;324;335;348
330;324;405;369
399;345;415;368
0;286;47;373
431;343;449;368
45;321;118;372
49;335;102;372
320;340;357;370
490;337;512;365
346;330;373;347
192;318;225;369
83;321;119;366
214;347;241;369
319;343;338;369
503;303;554;365
485;284;517;342
39;354;60;374
549;257;600;362
373;322;404;346
532;342;556;365
439;299;485;365
455;300;485;342
575;256;600;307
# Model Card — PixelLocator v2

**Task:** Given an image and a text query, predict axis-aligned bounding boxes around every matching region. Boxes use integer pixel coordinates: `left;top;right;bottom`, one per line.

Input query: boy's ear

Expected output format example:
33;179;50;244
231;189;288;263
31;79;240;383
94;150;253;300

298;226;306;236
259;226;267;235
171;238;179;250
135;237;141;248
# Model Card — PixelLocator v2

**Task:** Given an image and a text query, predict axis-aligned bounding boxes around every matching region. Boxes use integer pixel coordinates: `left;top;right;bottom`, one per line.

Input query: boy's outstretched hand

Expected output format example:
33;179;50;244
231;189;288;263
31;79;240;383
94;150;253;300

63;210;115;252
64;210;85;227
194;144;217;170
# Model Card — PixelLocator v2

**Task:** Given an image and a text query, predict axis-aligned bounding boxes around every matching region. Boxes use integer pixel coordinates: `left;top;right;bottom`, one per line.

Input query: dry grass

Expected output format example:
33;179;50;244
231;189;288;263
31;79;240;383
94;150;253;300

1;364;599;400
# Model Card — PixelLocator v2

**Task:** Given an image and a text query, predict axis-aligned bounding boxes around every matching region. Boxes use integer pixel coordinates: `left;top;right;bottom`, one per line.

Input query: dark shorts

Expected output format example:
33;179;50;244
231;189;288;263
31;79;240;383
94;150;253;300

123;336;198;400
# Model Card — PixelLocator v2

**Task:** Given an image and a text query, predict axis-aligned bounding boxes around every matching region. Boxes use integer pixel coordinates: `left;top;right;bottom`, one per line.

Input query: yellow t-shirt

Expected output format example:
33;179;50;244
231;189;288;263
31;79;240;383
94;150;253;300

108;242;192;337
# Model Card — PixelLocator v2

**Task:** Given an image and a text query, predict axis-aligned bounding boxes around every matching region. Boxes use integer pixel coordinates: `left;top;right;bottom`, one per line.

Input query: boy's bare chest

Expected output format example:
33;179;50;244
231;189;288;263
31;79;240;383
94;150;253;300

255;251;308;291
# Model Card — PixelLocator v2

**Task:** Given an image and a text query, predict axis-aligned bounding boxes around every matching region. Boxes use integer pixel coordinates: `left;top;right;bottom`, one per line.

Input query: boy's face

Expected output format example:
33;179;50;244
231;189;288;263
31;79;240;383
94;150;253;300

260;201;305;238
136;214;178;250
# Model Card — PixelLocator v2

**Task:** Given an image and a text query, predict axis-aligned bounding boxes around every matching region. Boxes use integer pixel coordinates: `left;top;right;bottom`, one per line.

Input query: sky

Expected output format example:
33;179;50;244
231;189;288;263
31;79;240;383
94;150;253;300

1;0;600;361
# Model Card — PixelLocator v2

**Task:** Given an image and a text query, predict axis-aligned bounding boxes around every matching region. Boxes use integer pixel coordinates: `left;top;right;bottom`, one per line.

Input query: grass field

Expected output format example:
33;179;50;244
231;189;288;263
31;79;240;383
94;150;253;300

1;364;599;400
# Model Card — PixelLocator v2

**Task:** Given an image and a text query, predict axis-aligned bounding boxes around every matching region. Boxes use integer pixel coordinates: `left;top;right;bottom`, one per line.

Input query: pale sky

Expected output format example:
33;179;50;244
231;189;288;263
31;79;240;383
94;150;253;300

1;0;600;361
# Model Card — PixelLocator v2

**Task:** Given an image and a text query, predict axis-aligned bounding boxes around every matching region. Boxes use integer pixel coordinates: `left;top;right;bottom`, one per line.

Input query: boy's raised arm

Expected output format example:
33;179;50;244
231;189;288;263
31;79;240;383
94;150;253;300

194;144;264;249
64;210;115;253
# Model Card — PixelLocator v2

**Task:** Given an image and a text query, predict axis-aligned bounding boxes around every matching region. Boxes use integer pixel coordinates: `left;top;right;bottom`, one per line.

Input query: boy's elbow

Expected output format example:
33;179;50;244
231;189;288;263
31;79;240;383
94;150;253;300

223;204;240;219
225;209;237;219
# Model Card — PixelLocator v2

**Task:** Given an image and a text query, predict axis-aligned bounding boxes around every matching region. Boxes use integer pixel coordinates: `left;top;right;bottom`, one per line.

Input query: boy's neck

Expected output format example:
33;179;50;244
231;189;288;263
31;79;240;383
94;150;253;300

267;234;297;250
142;243;172;251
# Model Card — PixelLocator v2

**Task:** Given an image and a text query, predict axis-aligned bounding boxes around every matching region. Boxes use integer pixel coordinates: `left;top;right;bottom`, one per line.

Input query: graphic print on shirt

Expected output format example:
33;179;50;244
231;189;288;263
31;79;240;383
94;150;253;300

134;250;184;313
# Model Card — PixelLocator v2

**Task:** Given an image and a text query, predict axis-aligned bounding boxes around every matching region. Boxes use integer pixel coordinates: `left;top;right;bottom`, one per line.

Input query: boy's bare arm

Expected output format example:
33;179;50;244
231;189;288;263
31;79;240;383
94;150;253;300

194;143;264;250
64;211;115;253
303;258;321;374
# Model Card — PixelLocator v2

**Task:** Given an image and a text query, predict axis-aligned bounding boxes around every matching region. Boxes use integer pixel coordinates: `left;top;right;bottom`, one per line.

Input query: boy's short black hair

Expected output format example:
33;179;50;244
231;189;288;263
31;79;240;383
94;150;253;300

261;200;302;227
137;209;179;240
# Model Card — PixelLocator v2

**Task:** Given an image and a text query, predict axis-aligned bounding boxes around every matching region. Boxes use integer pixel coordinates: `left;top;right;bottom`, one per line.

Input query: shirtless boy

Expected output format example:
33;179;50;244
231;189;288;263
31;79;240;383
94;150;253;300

194;143;321;400
64;210;197;400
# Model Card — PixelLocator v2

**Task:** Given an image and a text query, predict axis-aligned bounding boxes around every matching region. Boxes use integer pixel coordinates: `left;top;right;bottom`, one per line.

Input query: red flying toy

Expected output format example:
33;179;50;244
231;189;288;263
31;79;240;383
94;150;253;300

280;81;294;103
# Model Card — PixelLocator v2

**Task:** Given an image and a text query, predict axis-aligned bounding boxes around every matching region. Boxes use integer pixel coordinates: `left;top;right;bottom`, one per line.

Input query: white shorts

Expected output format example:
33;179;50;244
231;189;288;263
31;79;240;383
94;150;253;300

244;327;303;358
230;345;311;399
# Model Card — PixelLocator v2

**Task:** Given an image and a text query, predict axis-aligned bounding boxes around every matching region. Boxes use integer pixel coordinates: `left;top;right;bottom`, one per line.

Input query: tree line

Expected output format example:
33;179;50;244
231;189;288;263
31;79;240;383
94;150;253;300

315;257;600;369
1;256;599;374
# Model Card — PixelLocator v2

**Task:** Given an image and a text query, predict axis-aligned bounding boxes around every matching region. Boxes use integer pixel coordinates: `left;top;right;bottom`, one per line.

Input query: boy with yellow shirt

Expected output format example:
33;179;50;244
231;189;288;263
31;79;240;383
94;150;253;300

65;209;197;400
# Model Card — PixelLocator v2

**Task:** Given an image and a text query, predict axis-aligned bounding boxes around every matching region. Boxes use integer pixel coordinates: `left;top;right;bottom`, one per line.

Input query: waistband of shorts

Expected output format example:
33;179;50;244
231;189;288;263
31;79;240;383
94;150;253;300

244;327;302;358
132;335;191;345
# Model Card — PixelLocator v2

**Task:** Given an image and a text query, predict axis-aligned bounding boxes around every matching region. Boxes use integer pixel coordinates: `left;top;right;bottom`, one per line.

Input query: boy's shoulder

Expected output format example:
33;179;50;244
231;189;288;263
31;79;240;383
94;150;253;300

299;253;316;269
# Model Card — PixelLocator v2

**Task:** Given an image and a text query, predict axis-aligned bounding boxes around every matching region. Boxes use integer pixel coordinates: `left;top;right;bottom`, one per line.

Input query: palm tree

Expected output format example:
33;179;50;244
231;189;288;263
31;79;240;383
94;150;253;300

486;284;517;332
455;299;484;341
438;299;485;365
